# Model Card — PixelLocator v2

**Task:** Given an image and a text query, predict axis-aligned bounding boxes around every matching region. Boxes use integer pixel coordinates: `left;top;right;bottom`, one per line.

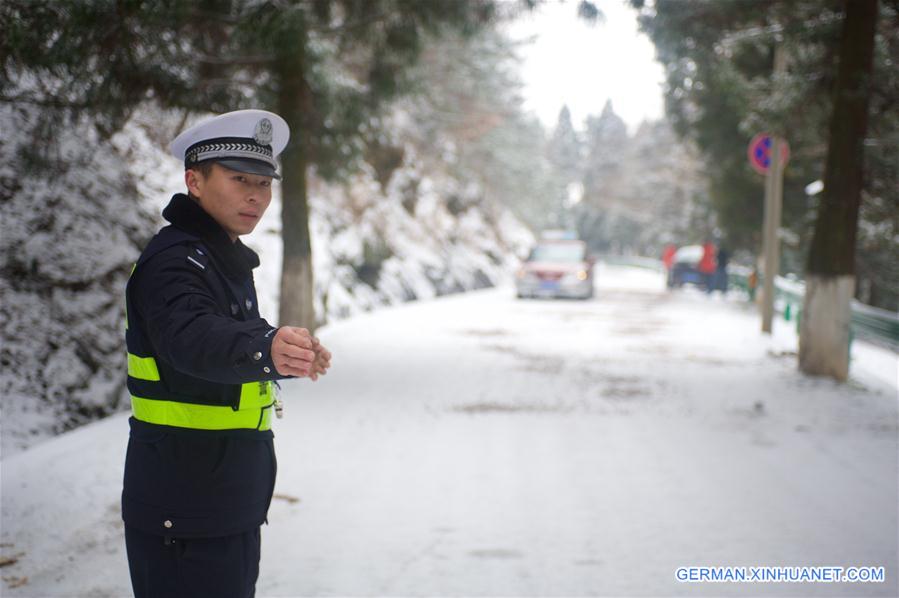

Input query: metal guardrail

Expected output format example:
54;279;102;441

851;301;899;348
602;256;899;349
764;274;898;350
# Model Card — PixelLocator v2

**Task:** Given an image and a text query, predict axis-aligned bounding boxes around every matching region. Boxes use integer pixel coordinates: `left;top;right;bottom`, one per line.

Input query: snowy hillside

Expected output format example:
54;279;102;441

0;104;160;458
0;106;534;457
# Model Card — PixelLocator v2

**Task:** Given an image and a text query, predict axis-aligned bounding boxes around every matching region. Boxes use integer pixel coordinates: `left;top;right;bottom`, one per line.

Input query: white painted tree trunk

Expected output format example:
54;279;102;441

279;253;316;331
799;274;855;381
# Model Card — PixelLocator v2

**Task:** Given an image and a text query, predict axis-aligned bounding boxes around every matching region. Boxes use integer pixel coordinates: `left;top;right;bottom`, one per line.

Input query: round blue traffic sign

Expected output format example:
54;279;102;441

748;133;789;175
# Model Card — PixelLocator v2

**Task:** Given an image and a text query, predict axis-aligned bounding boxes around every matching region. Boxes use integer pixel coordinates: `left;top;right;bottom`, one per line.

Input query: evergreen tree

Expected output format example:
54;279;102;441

577;101;627;251
632;0;897;380
577;100;637;251
548;106;582;185
582;100;628;210
574;103;706;255
620;120;710;253
405;27;558;232
546;105;582;228
800;0;879;380
630;0;837;256
2;0;499;331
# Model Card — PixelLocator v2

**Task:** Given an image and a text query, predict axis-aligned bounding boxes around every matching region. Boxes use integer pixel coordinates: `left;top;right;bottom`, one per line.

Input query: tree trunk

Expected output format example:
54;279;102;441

800;275;854;380
276;47;317;332
799;0;877;381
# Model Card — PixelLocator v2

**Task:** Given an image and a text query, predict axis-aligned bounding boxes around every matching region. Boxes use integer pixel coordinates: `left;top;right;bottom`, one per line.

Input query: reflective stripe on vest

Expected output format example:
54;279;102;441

128;353;274;431
128;353;160;381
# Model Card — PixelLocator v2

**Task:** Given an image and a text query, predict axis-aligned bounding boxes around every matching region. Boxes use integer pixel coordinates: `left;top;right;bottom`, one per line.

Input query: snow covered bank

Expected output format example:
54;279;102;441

0;104;160;457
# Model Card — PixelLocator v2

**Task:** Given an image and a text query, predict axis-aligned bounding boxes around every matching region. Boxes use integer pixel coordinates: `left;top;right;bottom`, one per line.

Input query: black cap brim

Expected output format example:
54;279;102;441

213;158;281;180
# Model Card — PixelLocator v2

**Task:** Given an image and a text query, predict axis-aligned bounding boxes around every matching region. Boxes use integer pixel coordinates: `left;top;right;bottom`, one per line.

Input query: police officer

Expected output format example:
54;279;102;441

122;109;331;597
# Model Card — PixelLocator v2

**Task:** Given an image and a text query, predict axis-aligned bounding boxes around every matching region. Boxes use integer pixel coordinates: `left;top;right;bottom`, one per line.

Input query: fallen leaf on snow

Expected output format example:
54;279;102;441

3;576;28;588
273;493;300;504
0;553;24;568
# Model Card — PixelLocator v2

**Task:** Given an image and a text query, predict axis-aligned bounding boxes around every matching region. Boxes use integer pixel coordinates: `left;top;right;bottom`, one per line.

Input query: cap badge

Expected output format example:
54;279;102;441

254;118;273;146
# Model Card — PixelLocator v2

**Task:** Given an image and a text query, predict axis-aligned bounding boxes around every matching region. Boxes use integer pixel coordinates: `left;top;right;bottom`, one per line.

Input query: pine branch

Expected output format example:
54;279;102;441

195;54;277;66
309;11;395;35
0;94;90;110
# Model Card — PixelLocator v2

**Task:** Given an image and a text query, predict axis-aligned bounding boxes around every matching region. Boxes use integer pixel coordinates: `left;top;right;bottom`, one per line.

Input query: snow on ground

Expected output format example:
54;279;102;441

1;264;896;597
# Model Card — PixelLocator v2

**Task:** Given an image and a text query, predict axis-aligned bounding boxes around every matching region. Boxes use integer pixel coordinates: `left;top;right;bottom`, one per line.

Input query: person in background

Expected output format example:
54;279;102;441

661;243;677;288
715;246;730;293
698;241;717;294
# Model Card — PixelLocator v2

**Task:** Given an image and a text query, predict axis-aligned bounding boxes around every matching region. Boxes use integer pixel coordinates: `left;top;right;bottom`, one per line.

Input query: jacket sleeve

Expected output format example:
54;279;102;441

132;246;289;384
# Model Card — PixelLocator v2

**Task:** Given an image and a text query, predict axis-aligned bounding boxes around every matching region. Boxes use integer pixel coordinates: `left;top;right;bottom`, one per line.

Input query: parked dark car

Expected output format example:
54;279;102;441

667;245;705;288
516;239;595;300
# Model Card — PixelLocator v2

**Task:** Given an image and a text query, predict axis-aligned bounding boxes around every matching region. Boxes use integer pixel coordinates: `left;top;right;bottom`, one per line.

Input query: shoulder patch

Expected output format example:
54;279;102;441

186;245;210;271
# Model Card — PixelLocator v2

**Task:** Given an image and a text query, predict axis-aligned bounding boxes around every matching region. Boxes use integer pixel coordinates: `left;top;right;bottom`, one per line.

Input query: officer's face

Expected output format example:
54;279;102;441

187;164;273;241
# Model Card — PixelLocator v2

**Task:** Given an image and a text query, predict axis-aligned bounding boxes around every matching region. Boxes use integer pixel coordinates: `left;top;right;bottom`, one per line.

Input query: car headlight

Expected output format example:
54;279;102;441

576;270;588;281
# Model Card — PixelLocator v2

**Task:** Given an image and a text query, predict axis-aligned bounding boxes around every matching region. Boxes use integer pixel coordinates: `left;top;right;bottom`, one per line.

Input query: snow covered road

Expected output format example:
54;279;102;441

2;264;897;597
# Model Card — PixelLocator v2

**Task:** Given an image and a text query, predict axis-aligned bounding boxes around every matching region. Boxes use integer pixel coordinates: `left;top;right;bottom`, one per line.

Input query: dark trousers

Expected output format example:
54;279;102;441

125;525;260;598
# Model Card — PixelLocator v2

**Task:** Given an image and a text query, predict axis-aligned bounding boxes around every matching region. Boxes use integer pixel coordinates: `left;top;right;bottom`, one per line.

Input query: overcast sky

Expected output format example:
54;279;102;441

506;0;665;133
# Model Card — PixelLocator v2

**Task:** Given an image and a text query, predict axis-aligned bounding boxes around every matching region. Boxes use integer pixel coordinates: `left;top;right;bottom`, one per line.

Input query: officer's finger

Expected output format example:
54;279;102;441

275;337;311;355
273;328;307;353
285;360;311;374
282;327;313;349
282;357;313;371
275;325;309;340
278;346;315;363
276;353;311;369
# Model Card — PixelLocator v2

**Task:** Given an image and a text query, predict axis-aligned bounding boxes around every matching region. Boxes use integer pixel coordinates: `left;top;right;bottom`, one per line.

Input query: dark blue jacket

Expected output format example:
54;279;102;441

122;193;287;538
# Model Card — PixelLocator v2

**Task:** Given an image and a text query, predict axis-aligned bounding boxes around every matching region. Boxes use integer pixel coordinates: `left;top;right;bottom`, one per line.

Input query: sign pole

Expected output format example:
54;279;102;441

761;141;782;333
761;44;787;334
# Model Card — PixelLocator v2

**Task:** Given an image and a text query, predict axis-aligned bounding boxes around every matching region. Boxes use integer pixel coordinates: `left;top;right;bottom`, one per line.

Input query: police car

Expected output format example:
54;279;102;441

516;232;595;300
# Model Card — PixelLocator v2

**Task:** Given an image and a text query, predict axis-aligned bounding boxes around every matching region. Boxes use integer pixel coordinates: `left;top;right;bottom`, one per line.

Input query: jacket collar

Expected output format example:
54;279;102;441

162;193;260;279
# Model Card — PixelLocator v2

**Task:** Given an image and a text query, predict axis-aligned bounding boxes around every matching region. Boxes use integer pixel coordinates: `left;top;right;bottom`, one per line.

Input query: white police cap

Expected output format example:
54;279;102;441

169;109;290;180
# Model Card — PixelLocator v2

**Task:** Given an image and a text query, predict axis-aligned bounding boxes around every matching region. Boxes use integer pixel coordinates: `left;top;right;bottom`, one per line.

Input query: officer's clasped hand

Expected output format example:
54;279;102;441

308;337;331;382
271;326;331;380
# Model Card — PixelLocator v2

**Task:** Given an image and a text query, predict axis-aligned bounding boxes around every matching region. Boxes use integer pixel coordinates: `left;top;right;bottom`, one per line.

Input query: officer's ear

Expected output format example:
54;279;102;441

185;168;204;198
